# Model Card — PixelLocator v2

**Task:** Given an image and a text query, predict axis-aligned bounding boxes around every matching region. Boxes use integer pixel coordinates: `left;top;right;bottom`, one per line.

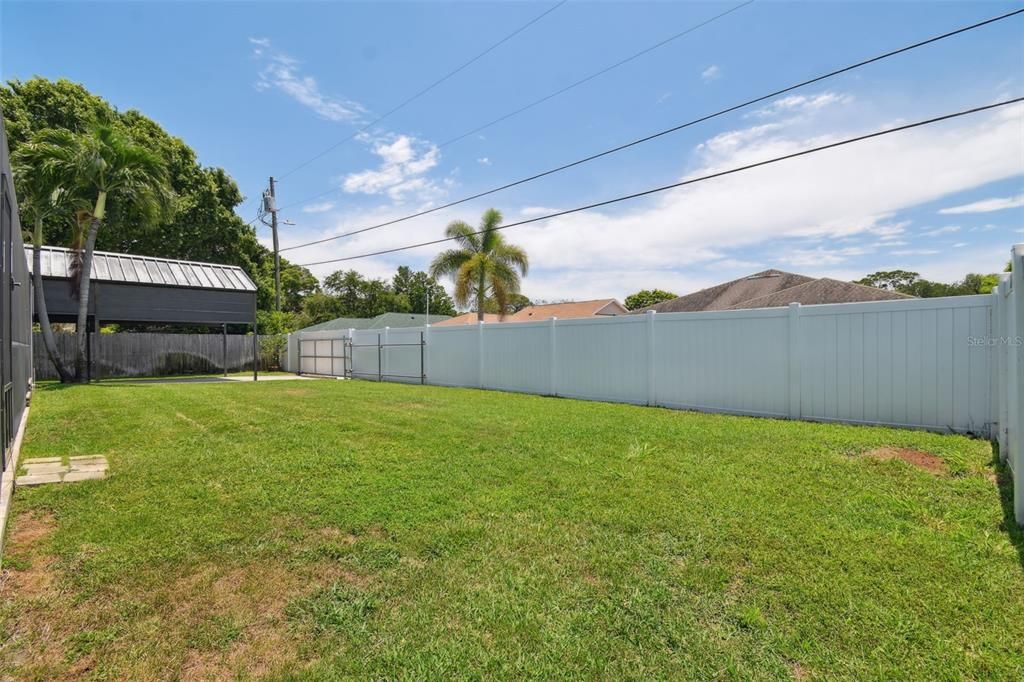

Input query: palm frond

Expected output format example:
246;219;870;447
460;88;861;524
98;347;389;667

491;239;529;276
443;220;481;251
429;248;472;279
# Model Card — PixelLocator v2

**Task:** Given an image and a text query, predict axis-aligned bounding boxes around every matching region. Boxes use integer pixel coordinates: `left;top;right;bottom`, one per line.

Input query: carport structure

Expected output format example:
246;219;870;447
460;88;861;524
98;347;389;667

29;245;260;381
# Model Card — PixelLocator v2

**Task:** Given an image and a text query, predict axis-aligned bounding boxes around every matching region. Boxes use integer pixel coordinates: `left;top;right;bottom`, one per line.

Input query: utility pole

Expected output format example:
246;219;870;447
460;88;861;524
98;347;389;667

267;176;281;312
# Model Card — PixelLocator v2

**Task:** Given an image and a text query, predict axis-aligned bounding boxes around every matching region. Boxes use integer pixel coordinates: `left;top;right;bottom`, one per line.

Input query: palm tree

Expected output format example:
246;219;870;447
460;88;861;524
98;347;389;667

429;208;528;321
11;130;87;383
48;125;173;381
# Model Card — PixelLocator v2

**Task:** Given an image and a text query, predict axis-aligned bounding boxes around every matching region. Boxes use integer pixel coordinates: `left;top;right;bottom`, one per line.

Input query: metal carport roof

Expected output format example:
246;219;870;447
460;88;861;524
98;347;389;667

27;245;258;326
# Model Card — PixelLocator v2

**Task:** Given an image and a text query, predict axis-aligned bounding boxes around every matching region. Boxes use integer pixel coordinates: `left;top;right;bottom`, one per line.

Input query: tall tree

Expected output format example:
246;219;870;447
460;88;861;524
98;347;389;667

10;130;85;382
1;77;284;312
49;126;174;380
856;268;1007;298
624;289;677;310
392;266;456;316
429;208;528;321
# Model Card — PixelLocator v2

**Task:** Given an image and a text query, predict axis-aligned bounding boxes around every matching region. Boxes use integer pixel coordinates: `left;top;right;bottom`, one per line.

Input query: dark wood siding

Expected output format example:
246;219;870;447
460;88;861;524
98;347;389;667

40;279;256;325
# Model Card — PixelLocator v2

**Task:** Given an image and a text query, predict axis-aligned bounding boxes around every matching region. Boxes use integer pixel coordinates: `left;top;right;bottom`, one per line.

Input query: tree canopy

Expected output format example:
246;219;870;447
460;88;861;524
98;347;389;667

624;289;677;310
856;269;1004;297
0;77;314;313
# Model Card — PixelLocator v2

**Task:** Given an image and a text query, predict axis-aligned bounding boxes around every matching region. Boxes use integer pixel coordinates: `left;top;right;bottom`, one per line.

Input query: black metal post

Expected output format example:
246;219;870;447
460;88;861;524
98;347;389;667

93;316;101;382
85;315;92;383
252;297;259;382
222;323;228;377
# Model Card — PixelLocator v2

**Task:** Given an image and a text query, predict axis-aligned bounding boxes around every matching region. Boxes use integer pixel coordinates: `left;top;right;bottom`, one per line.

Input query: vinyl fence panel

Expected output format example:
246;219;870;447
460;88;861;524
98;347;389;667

287;247;1024;526
797;297;993;432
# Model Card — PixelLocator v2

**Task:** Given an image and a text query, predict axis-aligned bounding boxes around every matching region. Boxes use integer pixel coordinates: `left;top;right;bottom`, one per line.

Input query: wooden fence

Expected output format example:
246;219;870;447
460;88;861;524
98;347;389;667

33;332;282;380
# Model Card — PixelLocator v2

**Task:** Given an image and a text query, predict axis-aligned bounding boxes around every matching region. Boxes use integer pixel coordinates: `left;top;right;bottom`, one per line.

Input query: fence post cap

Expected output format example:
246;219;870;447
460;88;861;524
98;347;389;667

645;309;656;316
789;302;801;309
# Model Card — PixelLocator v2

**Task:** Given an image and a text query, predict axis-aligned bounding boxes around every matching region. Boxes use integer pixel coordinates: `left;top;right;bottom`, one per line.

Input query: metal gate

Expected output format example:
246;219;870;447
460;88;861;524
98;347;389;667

297;331;426;384
297;336;350;377
347;332;426;384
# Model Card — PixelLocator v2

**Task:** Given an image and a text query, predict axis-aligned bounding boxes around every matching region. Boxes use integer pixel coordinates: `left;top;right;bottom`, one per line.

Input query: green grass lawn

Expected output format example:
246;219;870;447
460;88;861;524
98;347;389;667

1;379;1022;680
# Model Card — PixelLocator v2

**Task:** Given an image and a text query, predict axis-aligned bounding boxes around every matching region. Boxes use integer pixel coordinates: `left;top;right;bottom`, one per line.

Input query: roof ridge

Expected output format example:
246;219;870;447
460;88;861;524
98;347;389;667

37;244;250;272
521;298;616;308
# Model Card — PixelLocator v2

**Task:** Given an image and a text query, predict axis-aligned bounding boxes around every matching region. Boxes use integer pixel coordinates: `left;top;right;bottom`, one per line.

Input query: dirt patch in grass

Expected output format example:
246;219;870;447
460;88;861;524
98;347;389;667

2;512;58;597
0;512;67;677
864;447;948;475
169;562;319;680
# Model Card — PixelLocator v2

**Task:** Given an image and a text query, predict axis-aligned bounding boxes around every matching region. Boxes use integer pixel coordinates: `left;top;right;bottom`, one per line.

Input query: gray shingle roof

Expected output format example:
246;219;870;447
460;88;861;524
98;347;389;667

26;245;257;292
642;270;816;313
636;269;913;313
725;277;912;309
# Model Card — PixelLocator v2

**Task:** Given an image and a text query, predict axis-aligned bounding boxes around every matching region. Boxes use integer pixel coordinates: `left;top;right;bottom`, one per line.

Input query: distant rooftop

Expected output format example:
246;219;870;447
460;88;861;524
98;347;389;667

27;245;257;292
299;311;452;333
637;269;911;313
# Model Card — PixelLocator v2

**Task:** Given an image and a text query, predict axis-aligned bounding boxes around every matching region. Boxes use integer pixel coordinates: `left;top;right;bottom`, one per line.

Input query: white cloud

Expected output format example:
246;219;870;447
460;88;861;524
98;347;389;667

301;202;336;214
252;39;364;123
499;100;1023;277
952;242;968;248
520;206;559;217
341;134;444;202
780;246;871;267
282;99;1024;302
938;194;1024;214
477;157;492;166
920;225;960;237
752;91;853;119
700;65;721;83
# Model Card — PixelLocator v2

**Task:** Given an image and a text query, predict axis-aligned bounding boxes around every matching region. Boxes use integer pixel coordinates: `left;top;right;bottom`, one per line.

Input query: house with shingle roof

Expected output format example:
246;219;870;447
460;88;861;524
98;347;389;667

433;299;627;325
298;312;451;333
637;270;911;314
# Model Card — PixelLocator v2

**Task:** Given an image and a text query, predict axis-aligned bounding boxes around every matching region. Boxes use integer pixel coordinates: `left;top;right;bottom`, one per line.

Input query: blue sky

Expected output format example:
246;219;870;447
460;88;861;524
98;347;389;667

3;1;1022;301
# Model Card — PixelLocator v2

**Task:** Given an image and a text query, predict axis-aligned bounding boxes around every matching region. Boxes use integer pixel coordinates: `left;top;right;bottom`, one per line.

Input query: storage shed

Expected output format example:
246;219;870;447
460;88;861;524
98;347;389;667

29;245;261;379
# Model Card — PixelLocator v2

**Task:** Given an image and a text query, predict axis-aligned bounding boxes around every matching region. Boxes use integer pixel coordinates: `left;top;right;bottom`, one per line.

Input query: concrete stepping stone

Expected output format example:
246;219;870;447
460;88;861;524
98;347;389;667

16;456;109;486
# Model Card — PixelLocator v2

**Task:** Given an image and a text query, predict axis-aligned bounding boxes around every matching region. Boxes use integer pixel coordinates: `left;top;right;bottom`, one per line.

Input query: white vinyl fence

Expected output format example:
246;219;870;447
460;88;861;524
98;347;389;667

287;244;1024;524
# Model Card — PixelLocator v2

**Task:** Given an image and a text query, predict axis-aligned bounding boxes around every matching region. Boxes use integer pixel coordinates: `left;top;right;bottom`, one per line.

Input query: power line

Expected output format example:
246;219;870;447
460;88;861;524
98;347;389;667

274;0;756;215
297;96;1023;267
276;1;569;181
278;7;1024;253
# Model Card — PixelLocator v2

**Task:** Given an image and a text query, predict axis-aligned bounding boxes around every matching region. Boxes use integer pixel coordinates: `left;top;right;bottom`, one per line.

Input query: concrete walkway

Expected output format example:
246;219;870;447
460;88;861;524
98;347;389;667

119;374;314;385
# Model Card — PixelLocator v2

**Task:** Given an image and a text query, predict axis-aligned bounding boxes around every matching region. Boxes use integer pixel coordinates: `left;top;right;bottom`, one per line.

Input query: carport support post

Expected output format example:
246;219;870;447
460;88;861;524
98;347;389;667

252;301;259;382
85;316;92;383
222;323;228;377
1012;242;1024;525
94;316;101;382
